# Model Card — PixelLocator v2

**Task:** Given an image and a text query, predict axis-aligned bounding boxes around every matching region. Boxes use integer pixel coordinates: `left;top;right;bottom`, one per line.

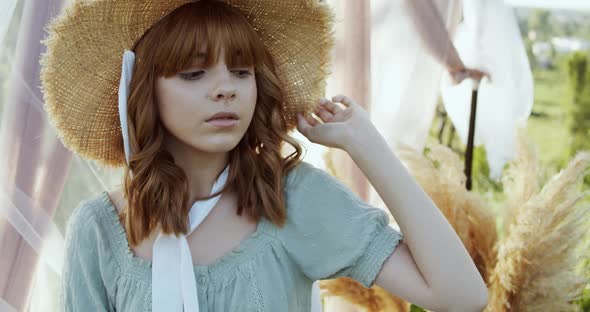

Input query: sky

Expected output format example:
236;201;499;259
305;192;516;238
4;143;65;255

505;0;590;11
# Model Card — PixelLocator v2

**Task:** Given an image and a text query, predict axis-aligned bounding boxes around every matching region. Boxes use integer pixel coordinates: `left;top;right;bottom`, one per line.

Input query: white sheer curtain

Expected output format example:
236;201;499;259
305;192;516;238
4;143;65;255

0;1;123;311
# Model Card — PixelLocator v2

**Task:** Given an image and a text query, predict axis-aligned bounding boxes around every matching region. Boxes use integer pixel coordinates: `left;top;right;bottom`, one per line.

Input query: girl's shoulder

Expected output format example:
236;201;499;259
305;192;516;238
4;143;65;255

66;192;112;230
64;191;119;252
284;160;360;203
284;160;328;189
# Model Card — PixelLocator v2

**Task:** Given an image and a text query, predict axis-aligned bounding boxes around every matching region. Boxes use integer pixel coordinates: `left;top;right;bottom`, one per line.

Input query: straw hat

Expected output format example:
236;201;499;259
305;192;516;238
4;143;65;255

39;0;335;167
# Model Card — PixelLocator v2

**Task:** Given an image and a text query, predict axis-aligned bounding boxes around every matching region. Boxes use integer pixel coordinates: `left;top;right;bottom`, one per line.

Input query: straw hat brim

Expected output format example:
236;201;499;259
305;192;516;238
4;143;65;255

40;0;335;167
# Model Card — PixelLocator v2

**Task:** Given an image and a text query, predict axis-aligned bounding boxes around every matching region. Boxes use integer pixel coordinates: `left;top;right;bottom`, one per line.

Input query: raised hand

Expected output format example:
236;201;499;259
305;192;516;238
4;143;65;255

296;95;374;152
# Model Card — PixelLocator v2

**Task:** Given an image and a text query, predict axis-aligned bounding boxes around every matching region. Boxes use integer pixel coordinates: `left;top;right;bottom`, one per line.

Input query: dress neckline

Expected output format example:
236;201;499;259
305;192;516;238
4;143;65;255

99;190;273;285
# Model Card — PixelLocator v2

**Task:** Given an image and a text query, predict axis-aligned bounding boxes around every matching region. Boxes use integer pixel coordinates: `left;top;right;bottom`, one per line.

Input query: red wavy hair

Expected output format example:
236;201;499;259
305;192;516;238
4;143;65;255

120;0;304;246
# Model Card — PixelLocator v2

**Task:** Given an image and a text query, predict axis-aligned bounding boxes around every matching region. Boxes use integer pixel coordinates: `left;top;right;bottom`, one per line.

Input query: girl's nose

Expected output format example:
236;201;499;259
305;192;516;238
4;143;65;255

208;66;236;101
209;88;236;101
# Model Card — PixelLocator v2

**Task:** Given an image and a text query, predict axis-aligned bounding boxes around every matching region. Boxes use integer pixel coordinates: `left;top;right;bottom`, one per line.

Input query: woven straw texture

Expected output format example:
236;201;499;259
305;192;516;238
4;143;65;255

40;0;335;167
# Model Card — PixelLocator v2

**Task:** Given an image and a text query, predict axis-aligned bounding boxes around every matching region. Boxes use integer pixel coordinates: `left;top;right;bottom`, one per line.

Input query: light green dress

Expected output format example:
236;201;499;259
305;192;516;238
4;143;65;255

60;161;404;311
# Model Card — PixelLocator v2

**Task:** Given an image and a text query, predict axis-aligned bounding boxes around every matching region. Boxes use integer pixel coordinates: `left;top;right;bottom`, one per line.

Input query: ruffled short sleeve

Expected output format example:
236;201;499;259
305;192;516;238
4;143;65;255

278;161;404;288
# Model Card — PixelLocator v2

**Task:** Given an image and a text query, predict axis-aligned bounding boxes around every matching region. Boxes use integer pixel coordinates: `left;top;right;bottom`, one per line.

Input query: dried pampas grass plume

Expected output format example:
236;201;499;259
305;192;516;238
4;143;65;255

500;128;542;238
320;277;409;312
486;130;590;312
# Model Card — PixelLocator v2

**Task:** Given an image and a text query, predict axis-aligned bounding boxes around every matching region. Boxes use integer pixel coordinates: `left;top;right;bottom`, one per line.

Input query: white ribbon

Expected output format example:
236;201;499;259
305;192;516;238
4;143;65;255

152;167;228;312
118;50;135;166
118;49;229;312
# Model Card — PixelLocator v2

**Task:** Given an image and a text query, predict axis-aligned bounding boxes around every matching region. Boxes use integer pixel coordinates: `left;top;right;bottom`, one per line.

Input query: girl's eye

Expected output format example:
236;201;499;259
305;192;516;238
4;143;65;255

179;71;205;80
233;70;252;78
178;70;252;80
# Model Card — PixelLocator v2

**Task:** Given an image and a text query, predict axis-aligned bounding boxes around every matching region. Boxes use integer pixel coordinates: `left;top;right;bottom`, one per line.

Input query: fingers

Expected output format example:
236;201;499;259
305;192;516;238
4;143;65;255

464;68;492;83
332;95;356;108
296;112;318;134
451;71;468;84
314;101;334;122
319;98;343;115
296;113;309;134
305;112;320;126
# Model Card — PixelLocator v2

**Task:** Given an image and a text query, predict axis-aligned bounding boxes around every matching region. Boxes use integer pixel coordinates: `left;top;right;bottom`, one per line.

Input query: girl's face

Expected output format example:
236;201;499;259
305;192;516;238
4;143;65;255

155;47;257;154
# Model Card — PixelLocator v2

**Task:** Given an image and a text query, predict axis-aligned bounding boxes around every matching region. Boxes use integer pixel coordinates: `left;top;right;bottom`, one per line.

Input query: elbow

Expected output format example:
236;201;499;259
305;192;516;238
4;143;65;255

463;293;488;312
444;300;487;312
461;271;489;311
443;284;489;312
474;286;489;311
471;277;489;311
463;283;489;312
461;298;488;312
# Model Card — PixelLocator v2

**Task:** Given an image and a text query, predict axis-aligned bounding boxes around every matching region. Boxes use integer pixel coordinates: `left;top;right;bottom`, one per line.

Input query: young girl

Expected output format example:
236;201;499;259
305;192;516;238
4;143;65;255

40;0;488;311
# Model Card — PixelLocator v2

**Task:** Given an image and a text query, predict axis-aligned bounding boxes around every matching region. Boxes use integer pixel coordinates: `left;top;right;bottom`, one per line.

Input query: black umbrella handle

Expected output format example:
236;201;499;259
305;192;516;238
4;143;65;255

464;82;480;191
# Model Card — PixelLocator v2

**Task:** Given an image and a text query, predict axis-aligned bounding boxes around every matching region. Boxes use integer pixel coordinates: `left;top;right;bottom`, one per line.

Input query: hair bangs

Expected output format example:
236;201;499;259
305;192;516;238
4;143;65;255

153;0;266;77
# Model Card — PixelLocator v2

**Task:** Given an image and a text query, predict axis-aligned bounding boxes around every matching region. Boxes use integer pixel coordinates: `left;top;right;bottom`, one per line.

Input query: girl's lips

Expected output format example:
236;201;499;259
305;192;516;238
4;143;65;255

207;119;239;127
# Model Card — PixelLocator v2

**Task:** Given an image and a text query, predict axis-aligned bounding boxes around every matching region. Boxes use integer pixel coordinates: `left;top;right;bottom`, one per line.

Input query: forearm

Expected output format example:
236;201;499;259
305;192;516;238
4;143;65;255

404;0;464;71
344;125;487;309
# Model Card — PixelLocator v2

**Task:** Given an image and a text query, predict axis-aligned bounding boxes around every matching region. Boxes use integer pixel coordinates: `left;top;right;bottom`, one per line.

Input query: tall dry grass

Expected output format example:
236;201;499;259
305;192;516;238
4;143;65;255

487;131;590;311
